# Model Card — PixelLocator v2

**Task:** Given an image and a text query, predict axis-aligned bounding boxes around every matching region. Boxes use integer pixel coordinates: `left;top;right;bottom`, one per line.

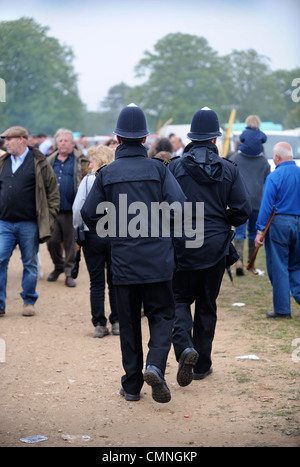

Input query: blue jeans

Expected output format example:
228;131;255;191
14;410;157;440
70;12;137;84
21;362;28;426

0;220;39;310
265;215;300;315
235;210;258;242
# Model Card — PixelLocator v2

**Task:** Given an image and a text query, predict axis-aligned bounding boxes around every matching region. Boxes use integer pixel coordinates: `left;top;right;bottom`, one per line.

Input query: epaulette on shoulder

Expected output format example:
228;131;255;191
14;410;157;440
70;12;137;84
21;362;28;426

223;157;237;167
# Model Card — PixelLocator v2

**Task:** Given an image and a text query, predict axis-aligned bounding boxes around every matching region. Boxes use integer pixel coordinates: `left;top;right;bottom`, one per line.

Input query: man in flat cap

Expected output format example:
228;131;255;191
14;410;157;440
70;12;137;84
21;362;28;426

0;125;60;317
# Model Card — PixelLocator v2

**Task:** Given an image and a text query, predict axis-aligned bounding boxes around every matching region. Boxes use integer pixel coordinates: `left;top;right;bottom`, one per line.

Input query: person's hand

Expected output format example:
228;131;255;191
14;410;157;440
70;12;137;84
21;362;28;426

255;232;264;248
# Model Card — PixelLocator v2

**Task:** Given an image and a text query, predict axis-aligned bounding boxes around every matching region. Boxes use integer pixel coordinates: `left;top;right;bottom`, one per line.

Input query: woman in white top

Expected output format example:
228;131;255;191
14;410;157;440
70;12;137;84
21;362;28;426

72;144;119;338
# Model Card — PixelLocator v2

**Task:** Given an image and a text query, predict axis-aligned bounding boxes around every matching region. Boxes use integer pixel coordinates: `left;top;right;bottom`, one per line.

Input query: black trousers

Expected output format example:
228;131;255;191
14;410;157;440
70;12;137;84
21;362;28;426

82;231;118;327
116;281;175;395
172;258;226;374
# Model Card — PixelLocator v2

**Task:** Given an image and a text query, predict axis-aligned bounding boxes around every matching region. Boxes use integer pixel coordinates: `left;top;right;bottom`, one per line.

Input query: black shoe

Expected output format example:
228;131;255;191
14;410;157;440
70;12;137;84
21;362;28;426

0;308;5;317
47;270;63;282
177;347;199;387
236;260;245;276
266;311;291;319
143;365;171;403
120;387;140;401
193;367;213;380
65;276;76;287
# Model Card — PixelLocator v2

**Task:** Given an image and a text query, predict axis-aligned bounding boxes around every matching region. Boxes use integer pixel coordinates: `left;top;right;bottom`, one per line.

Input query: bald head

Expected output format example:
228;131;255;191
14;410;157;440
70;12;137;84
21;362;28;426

272;142;293;166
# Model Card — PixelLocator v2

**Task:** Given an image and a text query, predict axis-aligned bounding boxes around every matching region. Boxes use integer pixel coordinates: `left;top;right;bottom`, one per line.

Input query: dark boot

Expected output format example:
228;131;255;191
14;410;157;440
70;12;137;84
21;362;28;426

248;241;256;271
234;238;245;276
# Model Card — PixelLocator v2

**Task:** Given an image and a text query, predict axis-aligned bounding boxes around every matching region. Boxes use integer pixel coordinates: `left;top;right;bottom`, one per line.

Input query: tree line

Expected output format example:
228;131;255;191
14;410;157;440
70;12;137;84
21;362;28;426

1;18;299;136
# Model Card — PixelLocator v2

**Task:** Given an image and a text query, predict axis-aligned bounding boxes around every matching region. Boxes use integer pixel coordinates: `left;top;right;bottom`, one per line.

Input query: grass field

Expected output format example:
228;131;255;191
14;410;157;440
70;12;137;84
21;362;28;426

219;246;300;347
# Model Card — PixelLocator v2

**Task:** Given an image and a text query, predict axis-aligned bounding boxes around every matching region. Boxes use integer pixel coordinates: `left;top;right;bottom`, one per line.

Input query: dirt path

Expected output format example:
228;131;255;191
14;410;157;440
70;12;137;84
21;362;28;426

0;244;299;447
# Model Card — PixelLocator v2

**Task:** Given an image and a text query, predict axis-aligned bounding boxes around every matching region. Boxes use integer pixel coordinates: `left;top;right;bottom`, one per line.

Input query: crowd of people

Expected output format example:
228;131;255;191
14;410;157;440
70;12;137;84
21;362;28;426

0;104;299;405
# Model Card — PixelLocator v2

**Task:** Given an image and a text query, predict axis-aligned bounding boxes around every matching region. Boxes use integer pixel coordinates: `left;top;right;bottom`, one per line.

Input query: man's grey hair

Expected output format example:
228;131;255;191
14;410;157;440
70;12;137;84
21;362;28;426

273;142;293;159
54;128;74;143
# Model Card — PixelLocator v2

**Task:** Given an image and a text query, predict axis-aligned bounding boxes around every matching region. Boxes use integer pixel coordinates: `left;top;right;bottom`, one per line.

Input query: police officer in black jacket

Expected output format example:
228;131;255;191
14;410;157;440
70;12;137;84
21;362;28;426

169;107;251;385
81;104;186;403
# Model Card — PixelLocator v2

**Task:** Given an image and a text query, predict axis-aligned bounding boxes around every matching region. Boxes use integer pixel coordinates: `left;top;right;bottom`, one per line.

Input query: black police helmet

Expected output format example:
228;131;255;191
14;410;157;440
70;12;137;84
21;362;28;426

187;107;222;141
114;103;150;139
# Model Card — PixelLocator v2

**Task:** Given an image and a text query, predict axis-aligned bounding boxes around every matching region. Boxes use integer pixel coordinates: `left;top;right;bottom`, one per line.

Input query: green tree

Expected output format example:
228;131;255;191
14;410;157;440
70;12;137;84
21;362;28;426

81;110;117;135
101;82;132;114
94;82;133;133
272;69;300;128
224;49;287;123
284;106;300;128
93;33;300;133
131;32;231;128
0;17;85;134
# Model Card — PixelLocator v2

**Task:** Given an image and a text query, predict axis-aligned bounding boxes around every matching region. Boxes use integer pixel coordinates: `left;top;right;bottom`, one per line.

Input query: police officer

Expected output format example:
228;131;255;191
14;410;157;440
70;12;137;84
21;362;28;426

169;107;251;384
81;104;186;403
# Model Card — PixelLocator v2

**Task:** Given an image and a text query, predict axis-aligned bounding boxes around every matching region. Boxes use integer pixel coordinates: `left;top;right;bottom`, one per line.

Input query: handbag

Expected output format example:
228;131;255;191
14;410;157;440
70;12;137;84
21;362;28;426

74;225;86;246
225;230;239;267
225;242;239;267
74;176;89;247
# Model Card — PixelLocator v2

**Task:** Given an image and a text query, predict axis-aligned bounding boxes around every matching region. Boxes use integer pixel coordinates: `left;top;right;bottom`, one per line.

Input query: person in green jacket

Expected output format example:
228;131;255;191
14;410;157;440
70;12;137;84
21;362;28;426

0;125;60;317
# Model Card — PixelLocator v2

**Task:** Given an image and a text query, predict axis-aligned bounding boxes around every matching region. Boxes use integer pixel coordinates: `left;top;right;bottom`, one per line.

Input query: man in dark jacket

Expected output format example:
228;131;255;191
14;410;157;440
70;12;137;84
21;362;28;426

0;126;60;317
229;115;270;275
81;104;186;403
169;107;251;385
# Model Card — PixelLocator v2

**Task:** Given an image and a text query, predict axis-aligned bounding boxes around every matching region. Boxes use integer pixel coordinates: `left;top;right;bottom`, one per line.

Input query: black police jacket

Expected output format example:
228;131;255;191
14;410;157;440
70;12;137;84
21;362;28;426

81;142;186;285
168;141;252;270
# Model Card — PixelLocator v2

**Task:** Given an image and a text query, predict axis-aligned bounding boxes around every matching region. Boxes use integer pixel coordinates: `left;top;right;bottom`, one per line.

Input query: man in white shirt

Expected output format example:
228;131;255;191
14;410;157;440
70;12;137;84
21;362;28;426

170;135;184;158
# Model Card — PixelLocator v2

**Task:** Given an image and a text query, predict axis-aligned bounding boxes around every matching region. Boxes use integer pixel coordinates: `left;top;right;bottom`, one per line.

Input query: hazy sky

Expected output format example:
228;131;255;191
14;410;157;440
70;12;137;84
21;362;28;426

2;0;300;111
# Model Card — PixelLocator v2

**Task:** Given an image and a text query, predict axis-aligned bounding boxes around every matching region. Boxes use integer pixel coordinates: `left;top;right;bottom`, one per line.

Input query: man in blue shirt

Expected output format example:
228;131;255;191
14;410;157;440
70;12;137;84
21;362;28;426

255;142;300;318
47;129;88;287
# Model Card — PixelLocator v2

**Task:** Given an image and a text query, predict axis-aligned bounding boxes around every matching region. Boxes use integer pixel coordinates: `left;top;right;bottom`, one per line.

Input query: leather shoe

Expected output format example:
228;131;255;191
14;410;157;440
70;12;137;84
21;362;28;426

266;310;291;319
143;365;171;403
0;308;5;316
177;347;199;387
120;387;140;401
193;367;213;380
236;259;245;276
65;276;76;287
22;304;35;317
111;321;120;335
47;270;63;282
93;324;109;338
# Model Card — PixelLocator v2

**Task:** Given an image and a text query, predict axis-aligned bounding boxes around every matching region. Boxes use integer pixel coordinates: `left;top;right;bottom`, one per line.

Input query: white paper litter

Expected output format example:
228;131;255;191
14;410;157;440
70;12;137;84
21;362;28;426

20;435;48;444
236;354;260;360
255;269;265;276
61;434;91;442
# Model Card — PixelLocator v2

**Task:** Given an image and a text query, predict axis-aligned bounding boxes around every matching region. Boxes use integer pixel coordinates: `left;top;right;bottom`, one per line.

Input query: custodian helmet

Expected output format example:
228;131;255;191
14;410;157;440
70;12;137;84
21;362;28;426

187;107;222;141
114;103;150;139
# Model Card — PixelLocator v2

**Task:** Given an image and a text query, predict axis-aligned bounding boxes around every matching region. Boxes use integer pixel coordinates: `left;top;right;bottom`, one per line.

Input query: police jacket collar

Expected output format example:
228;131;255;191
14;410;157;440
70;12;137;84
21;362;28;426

115;142;148;160
183;140;219;155
181;140;223;184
